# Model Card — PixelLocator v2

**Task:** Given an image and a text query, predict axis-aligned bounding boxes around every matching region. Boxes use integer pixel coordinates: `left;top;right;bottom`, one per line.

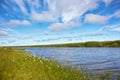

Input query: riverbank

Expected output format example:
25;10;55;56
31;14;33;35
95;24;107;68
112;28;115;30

12;40;120;47
0;47;117;80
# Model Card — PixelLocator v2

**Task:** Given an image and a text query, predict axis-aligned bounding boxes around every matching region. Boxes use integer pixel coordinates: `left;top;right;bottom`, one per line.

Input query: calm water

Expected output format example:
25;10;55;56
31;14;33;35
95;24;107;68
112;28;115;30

23;48;120;76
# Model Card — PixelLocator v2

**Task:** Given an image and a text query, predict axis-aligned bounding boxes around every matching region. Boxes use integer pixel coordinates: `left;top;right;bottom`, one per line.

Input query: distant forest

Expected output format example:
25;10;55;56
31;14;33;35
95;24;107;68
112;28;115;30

18;40;120;47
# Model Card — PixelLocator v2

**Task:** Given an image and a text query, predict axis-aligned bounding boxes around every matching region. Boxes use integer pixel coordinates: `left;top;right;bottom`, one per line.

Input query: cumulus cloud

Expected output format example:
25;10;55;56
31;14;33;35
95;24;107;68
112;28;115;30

84;14;109;24
45;0;98;23
48;22;81;32
9;0;107;31
1;20;31;27
29;0;99;31
0;30;9;36
31;11;56;22
101;24;120;32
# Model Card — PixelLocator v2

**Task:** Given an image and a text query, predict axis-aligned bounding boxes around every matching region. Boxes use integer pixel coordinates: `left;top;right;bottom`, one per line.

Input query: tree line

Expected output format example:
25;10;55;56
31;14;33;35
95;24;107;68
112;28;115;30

34;40;120;47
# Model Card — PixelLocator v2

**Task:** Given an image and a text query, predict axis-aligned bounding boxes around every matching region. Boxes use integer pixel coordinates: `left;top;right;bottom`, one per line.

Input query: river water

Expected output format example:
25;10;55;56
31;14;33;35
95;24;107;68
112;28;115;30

23;47;120;78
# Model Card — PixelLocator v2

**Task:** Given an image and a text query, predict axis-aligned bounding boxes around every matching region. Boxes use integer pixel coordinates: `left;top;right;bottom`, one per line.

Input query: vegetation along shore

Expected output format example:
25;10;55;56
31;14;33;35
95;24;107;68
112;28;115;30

12;40;120;47
1;47;119;80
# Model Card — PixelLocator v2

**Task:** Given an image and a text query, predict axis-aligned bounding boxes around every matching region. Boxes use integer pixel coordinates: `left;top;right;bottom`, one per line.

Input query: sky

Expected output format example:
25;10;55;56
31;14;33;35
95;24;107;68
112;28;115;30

0;0;120;46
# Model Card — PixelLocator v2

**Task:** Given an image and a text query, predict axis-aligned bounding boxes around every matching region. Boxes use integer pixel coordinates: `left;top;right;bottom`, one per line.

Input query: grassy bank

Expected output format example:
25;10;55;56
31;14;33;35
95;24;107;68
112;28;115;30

0;47;116;80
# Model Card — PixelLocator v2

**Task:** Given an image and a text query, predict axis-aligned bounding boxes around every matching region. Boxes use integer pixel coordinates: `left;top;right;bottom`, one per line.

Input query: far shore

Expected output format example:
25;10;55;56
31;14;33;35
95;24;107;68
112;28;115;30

8;40;120;47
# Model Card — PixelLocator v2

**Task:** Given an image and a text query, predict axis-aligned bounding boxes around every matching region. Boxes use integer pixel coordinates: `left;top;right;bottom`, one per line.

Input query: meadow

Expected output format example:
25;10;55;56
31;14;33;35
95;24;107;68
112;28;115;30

0;47;119;80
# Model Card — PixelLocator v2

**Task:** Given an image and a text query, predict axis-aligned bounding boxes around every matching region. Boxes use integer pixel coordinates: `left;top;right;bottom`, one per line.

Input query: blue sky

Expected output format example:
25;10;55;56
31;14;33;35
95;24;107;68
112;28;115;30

0;0;120;46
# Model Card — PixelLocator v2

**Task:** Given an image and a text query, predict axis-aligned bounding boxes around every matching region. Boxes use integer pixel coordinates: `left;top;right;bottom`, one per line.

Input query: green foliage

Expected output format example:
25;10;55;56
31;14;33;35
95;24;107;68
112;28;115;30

33;40;120;47
1;47;120;80
0;47;102;80
13;40;120;47
99;73;112;80
117;75;120;80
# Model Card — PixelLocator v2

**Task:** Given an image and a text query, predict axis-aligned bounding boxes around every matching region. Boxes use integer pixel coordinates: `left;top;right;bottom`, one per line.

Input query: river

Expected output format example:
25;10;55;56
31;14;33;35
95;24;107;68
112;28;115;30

22;47;120;79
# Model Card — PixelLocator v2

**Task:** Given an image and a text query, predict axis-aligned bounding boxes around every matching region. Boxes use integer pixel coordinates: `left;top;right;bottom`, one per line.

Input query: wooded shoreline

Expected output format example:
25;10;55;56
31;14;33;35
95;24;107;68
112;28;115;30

11;40;120;47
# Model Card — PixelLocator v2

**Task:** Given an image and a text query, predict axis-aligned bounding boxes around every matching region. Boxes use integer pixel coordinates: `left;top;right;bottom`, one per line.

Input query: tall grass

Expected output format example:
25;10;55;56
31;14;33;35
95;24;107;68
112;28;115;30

0;47;113;80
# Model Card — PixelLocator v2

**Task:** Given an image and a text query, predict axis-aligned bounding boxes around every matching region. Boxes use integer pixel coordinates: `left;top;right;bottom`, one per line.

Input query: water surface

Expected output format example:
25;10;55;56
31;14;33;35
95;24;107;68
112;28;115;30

23;48;120;77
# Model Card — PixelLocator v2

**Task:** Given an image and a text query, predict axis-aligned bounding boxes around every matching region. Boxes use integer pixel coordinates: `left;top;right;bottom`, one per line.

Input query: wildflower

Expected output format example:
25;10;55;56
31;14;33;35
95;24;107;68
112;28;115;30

57;65;60;68
48;66;51;70
25;57;27;60
12;59;15;62
40;60;43;64
83;75;86;79
34;59;36;62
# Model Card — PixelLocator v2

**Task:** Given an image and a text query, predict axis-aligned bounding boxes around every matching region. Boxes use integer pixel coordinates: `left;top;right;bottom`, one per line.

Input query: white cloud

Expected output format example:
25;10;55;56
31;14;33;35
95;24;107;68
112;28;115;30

48;22;81;32
31;11;56;22
84;14;109;24
45;0;98;23
112;27;120;32
13;0;27;14
114;9;120;18
0;30;9;36
43;0;99;31
27;0;41;8
2;20;31;26
101;24;120;32
108;9;120;19
30;0;99;28
0;28;15;32
44;31;49;35
102;0;113;6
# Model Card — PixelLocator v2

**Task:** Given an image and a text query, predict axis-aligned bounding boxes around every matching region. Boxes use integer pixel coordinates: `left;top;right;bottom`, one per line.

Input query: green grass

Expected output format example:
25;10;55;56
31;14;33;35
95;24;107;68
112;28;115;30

0;47;114;80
